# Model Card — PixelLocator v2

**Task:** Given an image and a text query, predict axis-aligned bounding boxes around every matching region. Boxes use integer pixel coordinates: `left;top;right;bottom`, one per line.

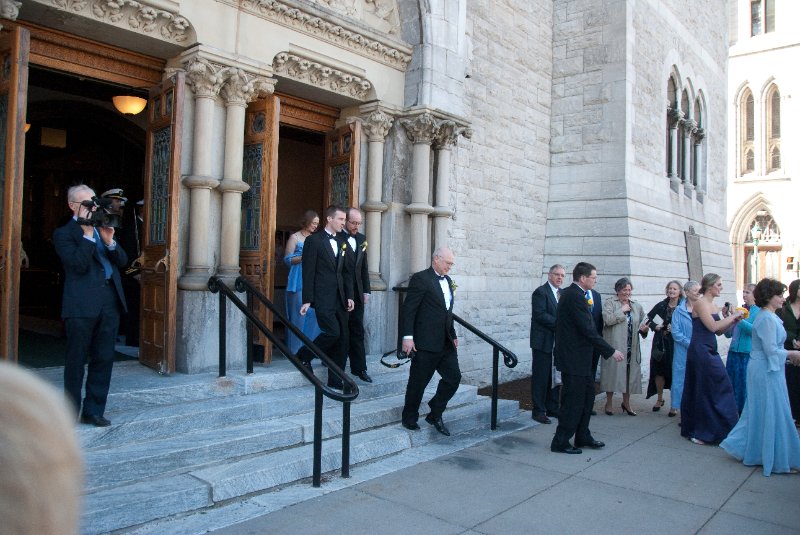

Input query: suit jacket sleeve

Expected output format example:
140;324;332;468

108;240;128;268
54;224;97;274
301;234;319;305
401;272;425;338
531;286;556;331
359;244;370;295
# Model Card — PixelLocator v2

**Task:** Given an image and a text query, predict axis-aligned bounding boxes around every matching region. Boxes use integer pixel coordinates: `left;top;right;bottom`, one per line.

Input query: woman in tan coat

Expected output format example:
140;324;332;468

600;277;649;415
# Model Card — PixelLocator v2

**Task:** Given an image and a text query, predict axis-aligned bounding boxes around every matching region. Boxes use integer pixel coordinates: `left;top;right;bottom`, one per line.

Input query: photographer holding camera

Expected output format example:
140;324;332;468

53;185;127;427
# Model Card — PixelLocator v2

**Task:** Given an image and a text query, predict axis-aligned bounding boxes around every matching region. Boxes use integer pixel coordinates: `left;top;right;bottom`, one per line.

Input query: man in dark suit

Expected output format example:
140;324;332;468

530;264;566;424
551;262;623;454
54;185;128;427
590;287;604;379
344;207;372;383
299;205;354;388
400;247;460;436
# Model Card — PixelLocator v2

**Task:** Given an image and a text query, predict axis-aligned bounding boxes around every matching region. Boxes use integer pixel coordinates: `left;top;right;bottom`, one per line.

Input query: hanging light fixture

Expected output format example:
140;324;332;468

112;95;147;115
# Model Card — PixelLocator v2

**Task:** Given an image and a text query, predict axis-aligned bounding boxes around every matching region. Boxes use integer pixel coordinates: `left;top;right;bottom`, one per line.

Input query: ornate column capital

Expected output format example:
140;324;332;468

433;120;472;150
220;68;275;106
667;106;682;127
360;109;394;142
0;0;21;22
693;127;706;142
400;112;437;145
185;58;227;99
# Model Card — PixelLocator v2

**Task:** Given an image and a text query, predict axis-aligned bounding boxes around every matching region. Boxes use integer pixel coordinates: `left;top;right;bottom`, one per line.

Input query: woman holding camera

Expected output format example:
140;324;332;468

645;280;683;414
721;278;800;475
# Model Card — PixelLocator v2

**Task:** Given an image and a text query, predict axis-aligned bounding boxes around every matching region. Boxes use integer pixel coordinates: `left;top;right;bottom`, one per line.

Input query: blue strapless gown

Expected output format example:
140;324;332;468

680;315;739;443
721;312;800;475
284;241;321;354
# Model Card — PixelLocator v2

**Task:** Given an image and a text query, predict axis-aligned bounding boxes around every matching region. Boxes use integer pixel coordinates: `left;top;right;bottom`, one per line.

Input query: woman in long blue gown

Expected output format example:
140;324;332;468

284;211;322;354
721;278;800;476
680;273;744;444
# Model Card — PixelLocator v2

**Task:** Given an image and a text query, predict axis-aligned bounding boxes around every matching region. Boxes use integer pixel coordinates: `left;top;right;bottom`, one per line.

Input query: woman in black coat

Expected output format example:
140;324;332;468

646;280;683;415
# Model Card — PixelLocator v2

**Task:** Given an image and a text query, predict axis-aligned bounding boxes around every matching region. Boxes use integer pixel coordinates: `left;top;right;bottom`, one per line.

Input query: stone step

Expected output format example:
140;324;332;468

82;383;476;491
78;368;411;450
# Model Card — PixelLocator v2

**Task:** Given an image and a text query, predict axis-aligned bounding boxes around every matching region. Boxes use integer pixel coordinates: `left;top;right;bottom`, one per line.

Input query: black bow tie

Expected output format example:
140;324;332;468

325;233;335;239
437;275;446;281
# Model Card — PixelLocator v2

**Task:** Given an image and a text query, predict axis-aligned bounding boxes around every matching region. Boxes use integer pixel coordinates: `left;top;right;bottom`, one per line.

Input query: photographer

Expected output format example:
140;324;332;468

53;185;127;427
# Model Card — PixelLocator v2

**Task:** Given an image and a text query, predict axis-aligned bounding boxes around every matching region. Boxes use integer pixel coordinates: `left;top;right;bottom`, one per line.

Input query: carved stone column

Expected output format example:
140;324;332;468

179;58;226;290
359;109;393;290
681;118;696;198
693;128;705;201
400;113;437;274
216;69;274;282
432;121;471;250
667;107;681;192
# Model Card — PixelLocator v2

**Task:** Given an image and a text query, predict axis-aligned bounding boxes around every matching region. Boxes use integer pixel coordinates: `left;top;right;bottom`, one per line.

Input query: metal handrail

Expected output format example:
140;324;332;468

207;276;358;487
392;286;518;430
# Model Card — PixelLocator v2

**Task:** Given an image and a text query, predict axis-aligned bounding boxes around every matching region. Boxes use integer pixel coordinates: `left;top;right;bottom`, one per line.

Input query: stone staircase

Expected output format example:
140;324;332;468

37;357;528;534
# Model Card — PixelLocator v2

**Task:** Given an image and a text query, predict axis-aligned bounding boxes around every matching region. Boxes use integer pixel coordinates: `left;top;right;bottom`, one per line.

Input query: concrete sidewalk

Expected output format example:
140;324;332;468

208;392;800;535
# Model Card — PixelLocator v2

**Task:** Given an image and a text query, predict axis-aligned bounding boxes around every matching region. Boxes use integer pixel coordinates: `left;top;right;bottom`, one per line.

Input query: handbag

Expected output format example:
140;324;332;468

651;337;666;362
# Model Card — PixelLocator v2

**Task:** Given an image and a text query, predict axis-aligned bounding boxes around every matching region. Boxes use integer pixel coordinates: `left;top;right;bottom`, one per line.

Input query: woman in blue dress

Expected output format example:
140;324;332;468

680;273;744;444
670;280;700;418
721;278;800;476
724;283;759;414
284;210;321;354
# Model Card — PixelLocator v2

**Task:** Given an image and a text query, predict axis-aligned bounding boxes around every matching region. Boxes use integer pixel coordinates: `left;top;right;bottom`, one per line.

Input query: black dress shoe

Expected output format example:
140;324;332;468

353;370;373;383
532;413;552;424
299;359;313;374
80;414;111;427
402;421;420;430
550;444;582;454
575;439;605;449
425;414;451;436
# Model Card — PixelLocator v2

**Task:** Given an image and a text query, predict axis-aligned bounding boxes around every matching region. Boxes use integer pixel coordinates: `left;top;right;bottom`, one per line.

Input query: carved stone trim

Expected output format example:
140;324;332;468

35;0;193;44
0;0;21;21
241;0;411;70
221;68;276;106
433;120;472;150
359;109;393;141
273;52;372;100
400;112;437;145
184;57;227;99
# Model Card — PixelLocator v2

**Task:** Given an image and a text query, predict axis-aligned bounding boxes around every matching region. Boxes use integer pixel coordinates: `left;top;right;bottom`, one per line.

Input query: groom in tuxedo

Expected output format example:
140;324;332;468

299;205;354;388
551;262;623;454
401;247;460;436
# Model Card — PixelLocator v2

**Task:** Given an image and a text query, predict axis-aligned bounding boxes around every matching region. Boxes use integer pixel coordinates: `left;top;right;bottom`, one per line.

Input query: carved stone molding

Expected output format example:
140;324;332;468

221;68;276;106
273;52;372;100
433;120;472;150
400;113;438;145
39;0;193;44
241;0;411;70
360;109;393;141
0;0;21;21
693;127;706;142
184;57;227;99
305;0;400;37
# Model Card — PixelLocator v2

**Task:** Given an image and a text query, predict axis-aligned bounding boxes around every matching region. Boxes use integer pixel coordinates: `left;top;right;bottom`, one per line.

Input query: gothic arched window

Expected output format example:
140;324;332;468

766;85;781;172
740;88;754;175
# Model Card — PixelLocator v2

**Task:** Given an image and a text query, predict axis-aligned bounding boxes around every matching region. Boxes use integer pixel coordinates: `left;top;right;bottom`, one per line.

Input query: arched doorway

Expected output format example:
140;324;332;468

743;210;782;284
18;66;147;367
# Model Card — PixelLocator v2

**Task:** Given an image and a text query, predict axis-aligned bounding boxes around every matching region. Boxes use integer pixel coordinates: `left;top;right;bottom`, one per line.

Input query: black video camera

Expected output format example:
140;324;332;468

76;196;123;228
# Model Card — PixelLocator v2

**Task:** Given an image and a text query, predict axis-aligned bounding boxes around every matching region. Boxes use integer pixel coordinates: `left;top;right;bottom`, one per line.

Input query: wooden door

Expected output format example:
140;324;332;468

139;73;184;373
0;27;29;361
239;95;280;363
324;122;360;208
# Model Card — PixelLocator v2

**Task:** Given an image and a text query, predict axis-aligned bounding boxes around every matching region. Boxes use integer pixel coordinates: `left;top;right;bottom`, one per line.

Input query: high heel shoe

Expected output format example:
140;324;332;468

604;405;613;416
621;404;637;416
652;399;664;412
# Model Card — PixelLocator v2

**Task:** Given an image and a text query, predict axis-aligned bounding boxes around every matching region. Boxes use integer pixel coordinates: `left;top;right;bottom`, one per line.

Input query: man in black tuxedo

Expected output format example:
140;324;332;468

344;207;372;383
530;264;566;424
53;185;128;427
299;206;354;388
551;262;623;454
400;247;460;436
590;287;604;382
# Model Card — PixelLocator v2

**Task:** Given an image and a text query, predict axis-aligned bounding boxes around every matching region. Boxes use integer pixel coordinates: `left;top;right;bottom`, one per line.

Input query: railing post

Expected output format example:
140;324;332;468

342;394;351;478
246;288;254;375
491;347;499;430
313;387;323;487
219;283;227;378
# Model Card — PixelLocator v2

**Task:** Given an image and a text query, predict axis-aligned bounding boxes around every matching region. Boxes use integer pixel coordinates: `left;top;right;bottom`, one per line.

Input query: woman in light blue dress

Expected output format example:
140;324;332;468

670;280;700;417
284;211;322;354
721;278;800;476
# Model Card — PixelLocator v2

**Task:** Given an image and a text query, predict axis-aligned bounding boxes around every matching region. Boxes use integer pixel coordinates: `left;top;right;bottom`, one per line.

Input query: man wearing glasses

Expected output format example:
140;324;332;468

530;264;566;424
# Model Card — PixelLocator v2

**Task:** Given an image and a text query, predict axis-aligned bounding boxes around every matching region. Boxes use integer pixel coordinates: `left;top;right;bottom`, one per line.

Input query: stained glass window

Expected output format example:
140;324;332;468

0;94;7;241
241;143;263;251
331;162;349;208
149;127;171;245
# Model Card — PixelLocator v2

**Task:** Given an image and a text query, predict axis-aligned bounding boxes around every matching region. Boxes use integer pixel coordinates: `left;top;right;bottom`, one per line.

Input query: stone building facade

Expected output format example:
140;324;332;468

1;0;734;382
727;0;799;292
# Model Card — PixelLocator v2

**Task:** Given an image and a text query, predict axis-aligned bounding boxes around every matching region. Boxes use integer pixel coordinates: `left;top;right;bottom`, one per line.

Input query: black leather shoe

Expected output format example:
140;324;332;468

532;413;551;424
425;414;451;436
402;421;420;430
575;439;605;449
354;371;373;383
551;444;582;454
299;359;313;374
80;414;111;427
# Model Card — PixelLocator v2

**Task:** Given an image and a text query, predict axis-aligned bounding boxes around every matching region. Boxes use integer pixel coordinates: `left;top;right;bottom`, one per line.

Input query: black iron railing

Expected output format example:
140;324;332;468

208;276;359;487
393;286;518;430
